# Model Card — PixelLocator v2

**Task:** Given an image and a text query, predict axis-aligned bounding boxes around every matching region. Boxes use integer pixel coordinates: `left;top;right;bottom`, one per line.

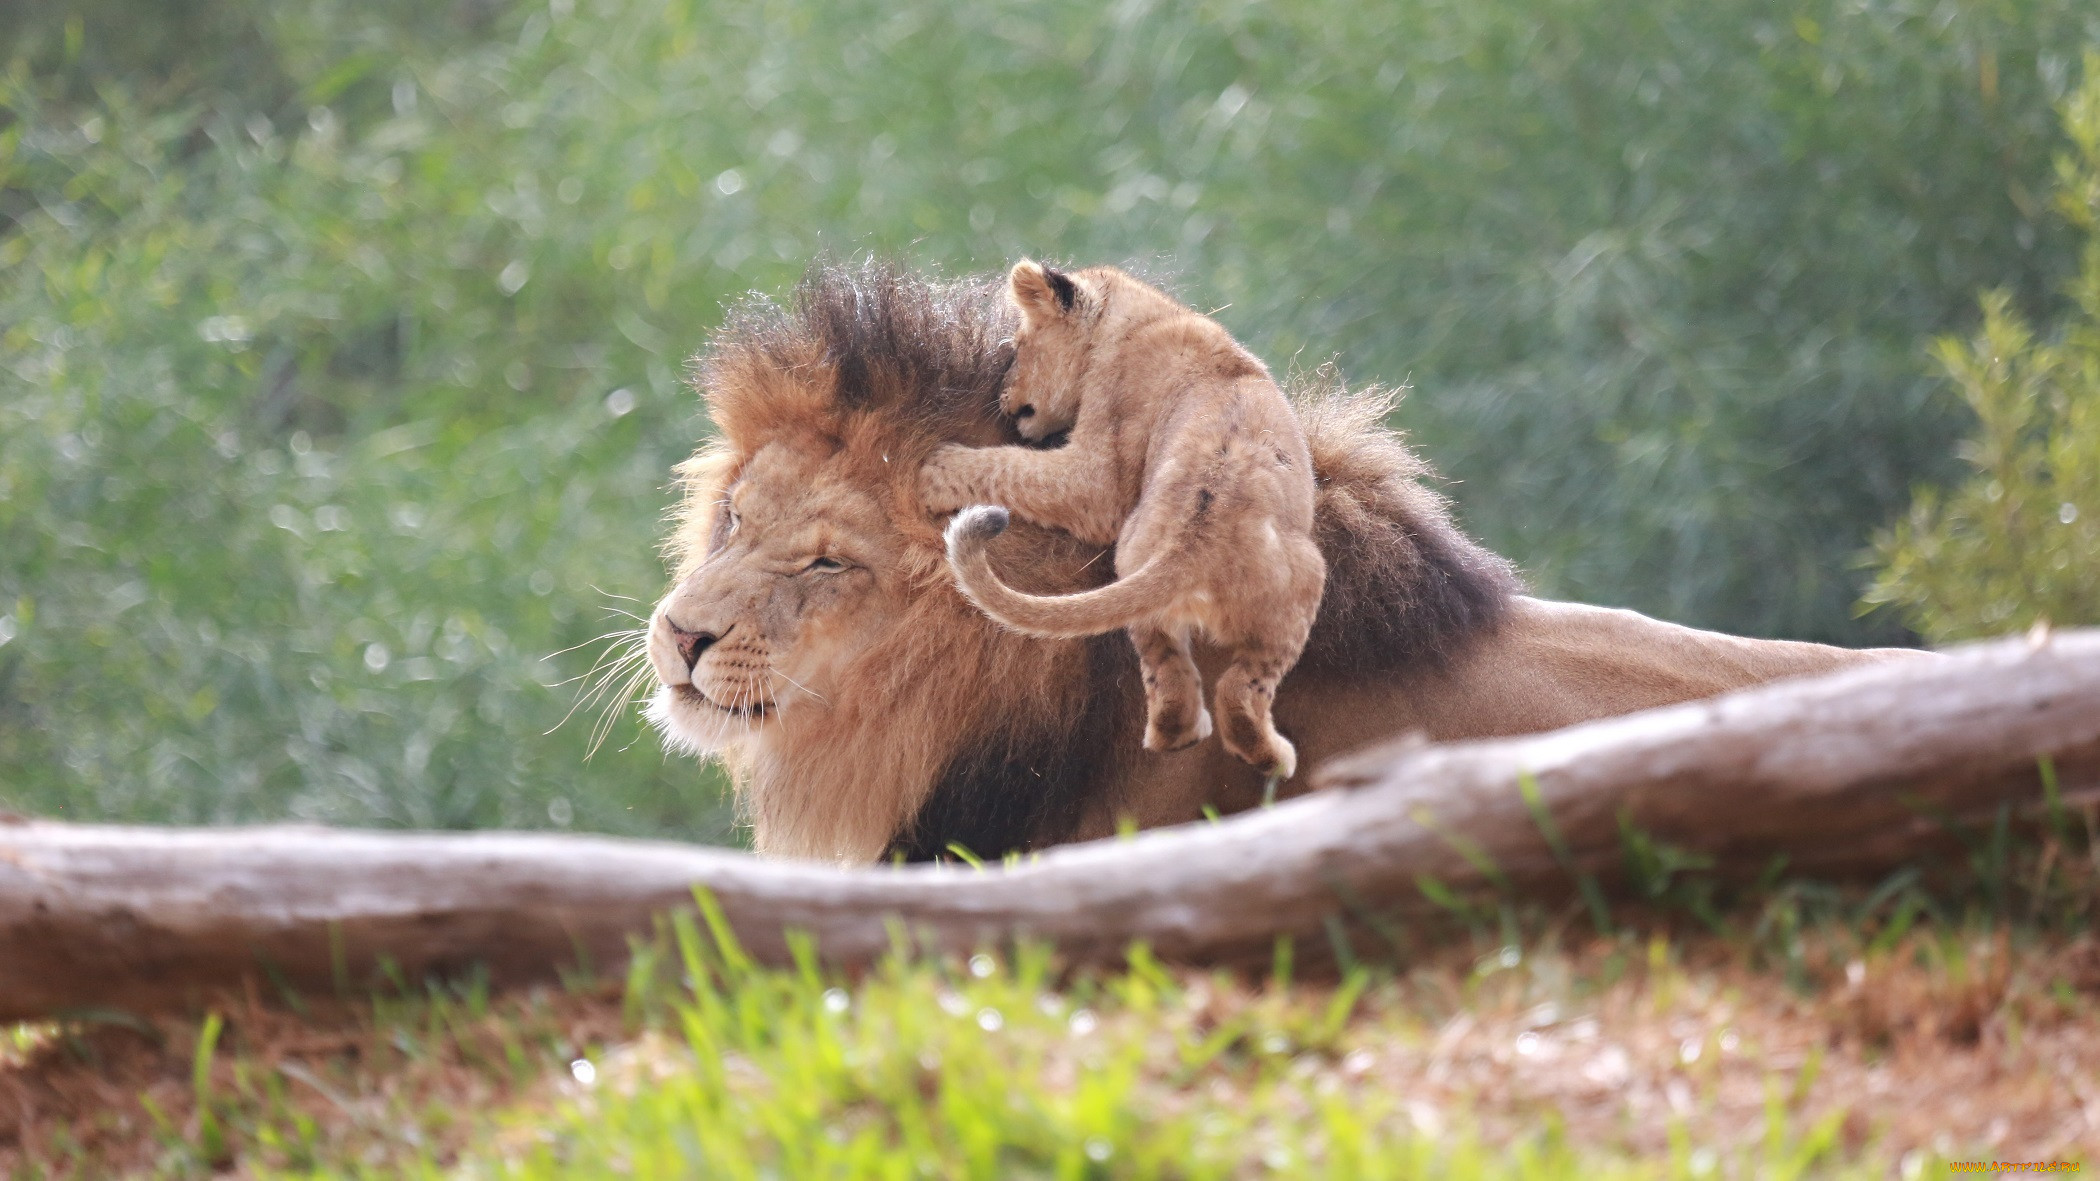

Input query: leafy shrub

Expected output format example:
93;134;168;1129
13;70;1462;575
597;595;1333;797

2;0;2095;830
1866;54;2100;643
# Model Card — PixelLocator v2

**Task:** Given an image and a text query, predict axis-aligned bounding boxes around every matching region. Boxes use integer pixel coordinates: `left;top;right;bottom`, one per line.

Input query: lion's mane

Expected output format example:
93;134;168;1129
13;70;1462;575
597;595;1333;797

672;258;1520;859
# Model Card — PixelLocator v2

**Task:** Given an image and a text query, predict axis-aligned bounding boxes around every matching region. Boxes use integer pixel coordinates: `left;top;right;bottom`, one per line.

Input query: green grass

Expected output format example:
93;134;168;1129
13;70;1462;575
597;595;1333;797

458;928;1861;1180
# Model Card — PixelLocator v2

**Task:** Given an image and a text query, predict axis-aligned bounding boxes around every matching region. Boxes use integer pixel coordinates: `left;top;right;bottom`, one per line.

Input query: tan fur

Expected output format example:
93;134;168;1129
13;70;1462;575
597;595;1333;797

645;263;1118;863
920;263;1325;777
1098;597;1930;834
644;259;1924;865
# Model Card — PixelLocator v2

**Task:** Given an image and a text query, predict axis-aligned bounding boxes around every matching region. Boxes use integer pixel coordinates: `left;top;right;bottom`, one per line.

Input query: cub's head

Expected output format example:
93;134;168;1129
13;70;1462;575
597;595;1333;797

1002;260;1187;440
1001;259;1104;441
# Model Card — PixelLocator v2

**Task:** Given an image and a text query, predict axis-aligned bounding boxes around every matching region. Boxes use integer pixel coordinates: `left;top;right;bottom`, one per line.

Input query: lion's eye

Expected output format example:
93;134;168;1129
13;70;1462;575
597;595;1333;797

802;556;847;574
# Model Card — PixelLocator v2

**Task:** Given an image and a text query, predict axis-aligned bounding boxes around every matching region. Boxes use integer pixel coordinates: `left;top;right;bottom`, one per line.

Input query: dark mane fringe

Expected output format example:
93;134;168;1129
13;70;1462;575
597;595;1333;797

885;634;1139;862
712;258;1520;665
694;257;1517;859
703;256;1017;447
1292;373;1524;676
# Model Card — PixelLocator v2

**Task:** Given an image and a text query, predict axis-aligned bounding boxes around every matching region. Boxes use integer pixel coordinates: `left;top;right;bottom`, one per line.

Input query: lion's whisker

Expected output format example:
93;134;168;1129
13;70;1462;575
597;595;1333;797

551;630;655;740
571;646;651;703
550;644;648;690
761;677;788;738
544;626;650;663
585;658;660;757
550;643;651;694
773;668;828;704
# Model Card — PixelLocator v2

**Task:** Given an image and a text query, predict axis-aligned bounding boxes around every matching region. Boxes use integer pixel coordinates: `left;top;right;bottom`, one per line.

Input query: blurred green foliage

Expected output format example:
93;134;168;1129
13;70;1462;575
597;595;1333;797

0;2;733;833
1866;56;2100;642
1;0;2094;830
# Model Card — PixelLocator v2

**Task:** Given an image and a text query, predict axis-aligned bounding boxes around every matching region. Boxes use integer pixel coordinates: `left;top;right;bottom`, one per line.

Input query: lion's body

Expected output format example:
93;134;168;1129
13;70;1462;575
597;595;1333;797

645;260;1922;864
1090;595;1920;837
921;263;1325;776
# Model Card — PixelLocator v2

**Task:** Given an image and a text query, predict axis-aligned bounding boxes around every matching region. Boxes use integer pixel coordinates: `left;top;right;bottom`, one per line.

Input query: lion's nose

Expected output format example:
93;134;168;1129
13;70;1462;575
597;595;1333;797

667;621;716;673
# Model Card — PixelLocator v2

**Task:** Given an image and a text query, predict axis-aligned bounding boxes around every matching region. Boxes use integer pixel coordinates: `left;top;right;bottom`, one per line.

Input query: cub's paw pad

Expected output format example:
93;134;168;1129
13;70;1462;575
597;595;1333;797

1223;729;1295;782
1144;705;1213;753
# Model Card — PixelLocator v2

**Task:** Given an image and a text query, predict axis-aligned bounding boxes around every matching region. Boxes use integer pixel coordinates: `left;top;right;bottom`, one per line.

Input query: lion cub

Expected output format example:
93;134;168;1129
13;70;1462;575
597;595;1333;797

920;261;1326;780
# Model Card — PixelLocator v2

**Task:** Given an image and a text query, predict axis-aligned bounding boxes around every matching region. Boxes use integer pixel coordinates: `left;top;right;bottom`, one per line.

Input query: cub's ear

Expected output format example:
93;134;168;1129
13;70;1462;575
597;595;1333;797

1009;259;1079;320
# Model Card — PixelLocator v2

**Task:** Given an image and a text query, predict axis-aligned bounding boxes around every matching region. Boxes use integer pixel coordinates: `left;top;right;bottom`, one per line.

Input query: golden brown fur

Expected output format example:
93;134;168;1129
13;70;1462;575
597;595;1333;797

920;262;1325;777
646;262;1129;862
644;258;1920;864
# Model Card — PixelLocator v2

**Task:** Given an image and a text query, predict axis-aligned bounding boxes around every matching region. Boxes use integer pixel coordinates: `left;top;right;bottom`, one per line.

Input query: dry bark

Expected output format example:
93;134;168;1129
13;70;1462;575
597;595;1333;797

3;630;2096;1021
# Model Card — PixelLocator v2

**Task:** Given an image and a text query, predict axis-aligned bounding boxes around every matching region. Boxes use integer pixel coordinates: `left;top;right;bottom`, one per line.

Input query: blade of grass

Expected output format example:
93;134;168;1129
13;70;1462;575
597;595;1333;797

192;1011;227;1167
1518;770;1613;935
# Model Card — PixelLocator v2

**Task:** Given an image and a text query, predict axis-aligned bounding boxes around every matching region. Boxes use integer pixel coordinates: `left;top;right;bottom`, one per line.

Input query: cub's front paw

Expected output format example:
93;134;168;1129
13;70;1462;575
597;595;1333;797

917;445;982;514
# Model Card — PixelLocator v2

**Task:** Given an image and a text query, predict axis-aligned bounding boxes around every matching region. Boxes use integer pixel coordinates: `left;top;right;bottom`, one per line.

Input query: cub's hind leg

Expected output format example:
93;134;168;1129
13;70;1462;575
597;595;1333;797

1130;625;1212;753
1213;654;1296;781
1214;540;1324;783
1212;600;1317;781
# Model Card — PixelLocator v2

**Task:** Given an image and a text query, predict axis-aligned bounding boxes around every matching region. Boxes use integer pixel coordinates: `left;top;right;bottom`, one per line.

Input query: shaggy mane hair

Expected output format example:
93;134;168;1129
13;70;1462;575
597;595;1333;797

672;257;1520;860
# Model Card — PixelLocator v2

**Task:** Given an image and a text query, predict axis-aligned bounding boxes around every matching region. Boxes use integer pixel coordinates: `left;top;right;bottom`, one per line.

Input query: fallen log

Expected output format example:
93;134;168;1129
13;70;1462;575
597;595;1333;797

3;630;2097;1022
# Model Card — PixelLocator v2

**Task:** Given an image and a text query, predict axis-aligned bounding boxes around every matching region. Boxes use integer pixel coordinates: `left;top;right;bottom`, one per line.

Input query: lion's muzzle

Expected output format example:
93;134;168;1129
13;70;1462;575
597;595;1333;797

646;611;699;688
666;619;715;673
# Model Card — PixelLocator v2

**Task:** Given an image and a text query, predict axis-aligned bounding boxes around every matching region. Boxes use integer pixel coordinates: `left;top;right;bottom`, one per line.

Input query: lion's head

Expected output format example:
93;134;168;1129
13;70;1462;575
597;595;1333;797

646;259;1519;864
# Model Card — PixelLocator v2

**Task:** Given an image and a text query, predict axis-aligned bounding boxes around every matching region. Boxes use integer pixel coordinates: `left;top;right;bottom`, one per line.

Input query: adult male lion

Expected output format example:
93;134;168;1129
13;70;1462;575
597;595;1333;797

645;260;1914;864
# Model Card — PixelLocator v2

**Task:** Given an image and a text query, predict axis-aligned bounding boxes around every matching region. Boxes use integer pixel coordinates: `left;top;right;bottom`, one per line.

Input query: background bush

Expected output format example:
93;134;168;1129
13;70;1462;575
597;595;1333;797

1867;56;2100;642
2;0;2095;834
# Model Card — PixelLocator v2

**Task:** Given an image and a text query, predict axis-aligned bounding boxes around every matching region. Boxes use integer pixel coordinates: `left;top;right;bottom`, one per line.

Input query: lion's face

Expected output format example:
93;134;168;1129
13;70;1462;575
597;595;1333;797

641;258;1174;861
645;438;911;757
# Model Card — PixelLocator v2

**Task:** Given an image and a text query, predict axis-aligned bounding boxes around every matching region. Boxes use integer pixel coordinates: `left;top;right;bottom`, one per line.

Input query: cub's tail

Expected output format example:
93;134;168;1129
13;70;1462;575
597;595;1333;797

944;505;1187;638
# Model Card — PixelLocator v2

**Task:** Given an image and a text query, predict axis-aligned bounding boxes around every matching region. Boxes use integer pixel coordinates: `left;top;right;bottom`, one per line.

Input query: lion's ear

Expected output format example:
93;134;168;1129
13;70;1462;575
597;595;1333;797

1009;259;1079;321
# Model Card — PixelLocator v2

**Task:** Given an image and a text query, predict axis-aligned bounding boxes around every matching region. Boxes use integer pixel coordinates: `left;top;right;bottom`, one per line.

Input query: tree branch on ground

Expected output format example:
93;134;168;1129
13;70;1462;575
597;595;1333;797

3;630;2096;1022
